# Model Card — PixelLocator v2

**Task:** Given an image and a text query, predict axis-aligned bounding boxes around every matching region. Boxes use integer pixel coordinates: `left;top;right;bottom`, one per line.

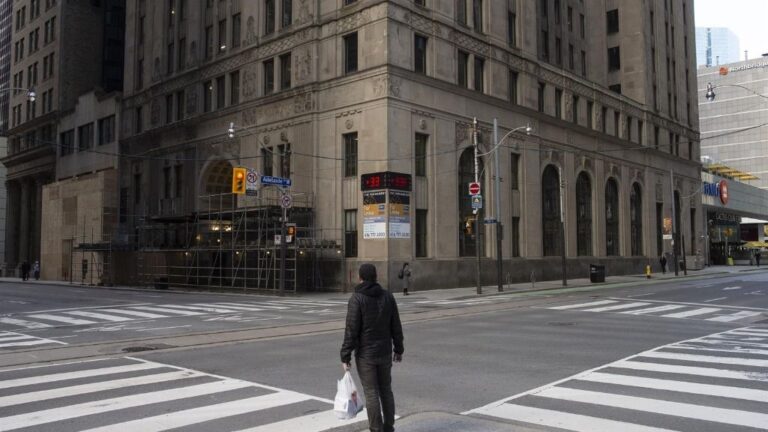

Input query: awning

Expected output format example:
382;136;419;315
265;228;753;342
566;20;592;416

743;241;768;249
706;163;760;181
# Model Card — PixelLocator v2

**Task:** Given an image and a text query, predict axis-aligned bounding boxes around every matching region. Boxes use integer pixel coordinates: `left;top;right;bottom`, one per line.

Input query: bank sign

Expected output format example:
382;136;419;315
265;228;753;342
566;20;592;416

703;179;729;206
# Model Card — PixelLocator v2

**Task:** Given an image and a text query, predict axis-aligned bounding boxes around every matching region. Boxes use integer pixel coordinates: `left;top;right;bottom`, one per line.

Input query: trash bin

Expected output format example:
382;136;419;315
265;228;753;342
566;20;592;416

154;277;169;290
590;264;605;283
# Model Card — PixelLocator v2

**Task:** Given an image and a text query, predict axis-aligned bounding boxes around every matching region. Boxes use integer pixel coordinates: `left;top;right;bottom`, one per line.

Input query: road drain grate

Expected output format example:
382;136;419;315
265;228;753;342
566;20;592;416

121;343;175;353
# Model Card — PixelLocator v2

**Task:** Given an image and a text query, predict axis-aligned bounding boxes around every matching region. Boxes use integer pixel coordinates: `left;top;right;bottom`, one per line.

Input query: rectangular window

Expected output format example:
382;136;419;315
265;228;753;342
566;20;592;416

203;81;213;112
509;70;518;104
134;173;142;205
414;34;428;74
457;0;467;25
232;14;241;48
343;32;358;74
135;106;143;133
508;11;516;46
60;129;74;156
278;144;291;177
581;50;586;76
538;81;546;112
511;217;520;257
601;107;608;133
345;210;358;258
262;147;273;176
280;53;291;90
580;13;585;38
174;165;183;198
555;89;563;119
166;94;174;124
263;59;274;94
265;0;275;34
458;50;469;88
555;37;561;65
98;115;115;145
176;91;185;121
541;30;549;60
608;46;621;71
119;188;128;223
204;25;213;59
216;75;226;108
572;95;579;124
282;0;292;28
344;132;358;177
554;0;561;23
472;0;482;32
510;152;520;191
614;112;620;138
587;101;594;129
627;116;633;141
415;133;427;177
473;56;484;93
568;43;574;69
638;120;644;145
218;19;227;52
163;166;172;199
567;6;573;32
78;123;94;151
178;38;187;70
230;71;240;105
606;9;619;33
167;42;174;74
416;209;428;258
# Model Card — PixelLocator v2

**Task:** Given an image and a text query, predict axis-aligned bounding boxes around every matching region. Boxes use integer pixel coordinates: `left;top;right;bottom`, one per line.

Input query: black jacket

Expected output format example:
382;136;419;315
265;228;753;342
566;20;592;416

340;281;404;363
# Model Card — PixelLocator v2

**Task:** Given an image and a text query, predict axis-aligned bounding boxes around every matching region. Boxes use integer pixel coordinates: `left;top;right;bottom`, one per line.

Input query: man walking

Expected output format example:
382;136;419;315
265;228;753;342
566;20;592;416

757;251;762;267
341;264;404;432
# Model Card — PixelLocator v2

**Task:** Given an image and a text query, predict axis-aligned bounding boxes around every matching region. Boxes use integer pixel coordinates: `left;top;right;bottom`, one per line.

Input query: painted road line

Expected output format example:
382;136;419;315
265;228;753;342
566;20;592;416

703;297;728;303
26;314;97;325
0;380;252;430
536;386;768;429
612;360;768;381
673;344;768;356
129;306;203;316
156;304;241;314
65;311;134;322
608;298;768;312
0;339;52;348
726;330;768;337
236;302;290;310
474;403;676;432
0;363;161;390
0;317;52;329
233;409;368;432
661;308;721;319
548;300;618;310
620;305;686;315
582;302;651;312
708;311;764;323
80;391;309;432
0;335;31;342
98;309;167;319
579;371;768;402
0;370;202;408
200;304;267;312
640;351;768;367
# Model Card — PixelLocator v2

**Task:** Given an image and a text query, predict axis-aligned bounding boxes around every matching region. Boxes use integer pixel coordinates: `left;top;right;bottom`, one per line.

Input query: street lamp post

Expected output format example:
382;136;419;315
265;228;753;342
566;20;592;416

0;86;36;101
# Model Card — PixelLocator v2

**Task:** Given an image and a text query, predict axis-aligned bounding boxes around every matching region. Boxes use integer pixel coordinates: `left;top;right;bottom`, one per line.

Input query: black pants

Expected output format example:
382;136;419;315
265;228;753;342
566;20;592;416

356;357;395;432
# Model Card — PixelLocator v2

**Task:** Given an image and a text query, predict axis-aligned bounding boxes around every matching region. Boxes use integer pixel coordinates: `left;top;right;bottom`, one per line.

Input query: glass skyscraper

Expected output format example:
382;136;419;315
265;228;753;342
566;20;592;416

696;27;741;67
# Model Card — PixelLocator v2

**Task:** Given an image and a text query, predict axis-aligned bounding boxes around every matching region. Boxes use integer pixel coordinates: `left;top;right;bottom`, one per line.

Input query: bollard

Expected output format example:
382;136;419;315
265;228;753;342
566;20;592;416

645;265;652;279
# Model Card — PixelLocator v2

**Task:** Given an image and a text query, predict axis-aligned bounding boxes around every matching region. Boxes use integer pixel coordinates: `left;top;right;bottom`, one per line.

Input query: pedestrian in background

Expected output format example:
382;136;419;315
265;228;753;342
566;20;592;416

757;251;762;267
33;261;40;280
398;262;411;295
341;263;404;432
20;261;30;281
659;255;667;274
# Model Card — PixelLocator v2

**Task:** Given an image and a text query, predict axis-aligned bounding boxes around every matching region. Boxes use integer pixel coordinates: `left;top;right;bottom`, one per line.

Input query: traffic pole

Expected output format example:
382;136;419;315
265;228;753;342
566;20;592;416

473;118;482;295
493;118;503;292
279;203;287;295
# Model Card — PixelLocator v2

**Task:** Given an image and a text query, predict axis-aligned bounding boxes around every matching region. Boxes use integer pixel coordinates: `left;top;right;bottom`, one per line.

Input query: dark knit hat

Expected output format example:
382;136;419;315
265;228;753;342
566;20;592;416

359;263;377;282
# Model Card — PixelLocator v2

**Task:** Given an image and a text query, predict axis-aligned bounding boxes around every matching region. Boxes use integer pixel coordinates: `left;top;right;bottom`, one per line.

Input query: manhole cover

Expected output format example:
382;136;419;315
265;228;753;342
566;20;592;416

548;322;575;326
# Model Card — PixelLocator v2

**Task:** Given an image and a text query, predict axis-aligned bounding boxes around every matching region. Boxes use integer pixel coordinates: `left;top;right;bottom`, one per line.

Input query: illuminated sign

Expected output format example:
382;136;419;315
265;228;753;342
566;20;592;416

361;172;412;191
720;61;768;74
703;179;729;206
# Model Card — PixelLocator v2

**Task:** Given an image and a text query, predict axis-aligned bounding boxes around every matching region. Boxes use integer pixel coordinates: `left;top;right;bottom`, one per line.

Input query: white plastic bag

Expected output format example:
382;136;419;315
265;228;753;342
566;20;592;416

334;371;365;419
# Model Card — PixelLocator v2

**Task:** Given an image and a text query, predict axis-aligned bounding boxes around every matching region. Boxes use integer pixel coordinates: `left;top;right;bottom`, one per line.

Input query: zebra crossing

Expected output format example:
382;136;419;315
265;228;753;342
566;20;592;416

0;299;348;331
0;357;365;431
545;297;767;323
0;331;66;350
465;326;768;431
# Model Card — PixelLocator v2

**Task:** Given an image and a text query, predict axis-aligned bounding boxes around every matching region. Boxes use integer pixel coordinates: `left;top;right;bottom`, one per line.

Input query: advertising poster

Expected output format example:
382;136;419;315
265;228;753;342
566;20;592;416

388;191;411;239
363;191;387;239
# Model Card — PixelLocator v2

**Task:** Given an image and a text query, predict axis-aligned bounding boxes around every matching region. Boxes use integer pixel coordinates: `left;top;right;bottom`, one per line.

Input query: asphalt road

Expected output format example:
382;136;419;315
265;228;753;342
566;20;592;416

0;271;767;431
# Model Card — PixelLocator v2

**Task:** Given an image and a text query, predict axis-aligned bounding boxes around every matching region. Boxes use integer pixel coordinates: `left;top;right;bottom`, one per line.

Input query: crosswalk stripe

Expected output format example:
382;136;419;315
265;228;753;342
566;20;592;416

26;314;97;325
612;360;768;381
80;391;309;432
690;338;768;349
0;335;31;342
673;344;768;356
661;307;720;318
0;370;202;408
474;403;676;432
640;351;768;367
268;300;345;307
536;386;768;429
233;409;367;432
0;339;52;348
579;371;768;402
0;363;161;390
620;305;686;315
582;302;651;312
130;306;203;316
202;304;266;312
157;304;239;314
549;300;617;310
726;330;768;336
236;302;290;310
708;311;764;323
0;380;252;430
98;309;167;319
65;311;134;322
0;317;52;329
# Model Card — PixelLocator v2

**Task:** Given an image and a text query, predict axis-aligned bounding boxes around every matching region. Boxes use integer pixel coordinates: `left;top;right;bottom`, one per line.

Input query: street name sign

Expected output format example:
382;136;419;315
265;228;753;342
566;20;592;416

261;176;292;187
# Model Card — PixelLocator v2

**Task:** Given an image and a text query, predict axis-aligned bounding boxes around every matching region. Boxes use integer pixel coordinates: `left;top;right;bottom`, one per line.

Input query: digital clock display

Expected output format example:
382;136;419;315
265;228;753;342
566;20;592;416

361;172;412;191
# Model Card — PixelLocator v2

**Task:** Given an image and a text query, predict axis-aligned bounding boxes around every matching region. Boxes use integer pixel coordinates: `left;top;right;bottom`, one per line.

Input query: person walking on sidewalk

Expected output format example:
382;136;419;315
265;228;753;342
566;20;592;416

398;262;411;295
659;255;668;274
340;263;404;432
757;251;762;267
33;261;40;280
20;261;30;281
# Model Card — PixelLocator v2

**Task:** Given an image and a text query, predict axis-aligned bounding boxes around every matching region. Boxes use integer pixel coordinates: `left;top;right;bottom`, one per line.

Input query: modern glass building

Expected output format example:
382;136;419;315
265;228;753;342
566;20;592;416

696;27;741;67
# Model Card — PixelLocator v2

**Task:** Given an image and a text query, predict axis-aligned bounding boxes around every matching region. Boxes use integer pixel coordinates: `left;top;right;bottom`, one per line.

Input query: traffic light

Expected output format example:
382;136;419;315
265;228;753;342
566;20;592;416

232;167;246;194
286;223;297;243
464;217;474;235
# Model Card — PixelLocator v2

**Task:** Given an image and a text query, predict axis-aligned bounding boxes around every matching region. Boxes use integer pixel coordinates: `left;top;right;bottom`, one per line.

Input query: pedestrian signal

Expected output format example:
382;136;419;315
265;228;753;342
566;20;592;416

232;167;246;194
286;223;296;243
464;217;474;235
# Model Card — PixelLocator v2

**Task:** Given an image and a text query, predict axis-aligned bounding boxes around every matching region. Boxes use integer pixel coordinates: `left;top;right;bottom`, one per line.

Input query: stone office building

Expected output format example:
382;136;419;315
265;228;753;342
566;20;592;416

119;0;701;291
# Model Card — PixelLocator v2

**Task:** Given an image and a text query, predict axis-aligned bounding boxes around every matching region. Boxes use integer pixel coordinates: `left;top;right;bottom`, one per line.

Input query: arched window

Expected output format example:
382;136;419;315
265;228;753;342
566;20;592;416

605;178;620;256
542;165;561;256
200;160;235;210
459;147;484;257
630;183;643;256
576;172;592;256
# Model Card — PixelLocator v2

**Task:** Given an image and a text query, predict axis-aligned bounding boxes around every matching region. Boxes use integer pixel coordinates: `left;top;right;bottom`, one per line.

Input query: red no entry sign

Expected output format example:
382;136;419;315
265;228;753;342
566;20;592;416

469;182;481;195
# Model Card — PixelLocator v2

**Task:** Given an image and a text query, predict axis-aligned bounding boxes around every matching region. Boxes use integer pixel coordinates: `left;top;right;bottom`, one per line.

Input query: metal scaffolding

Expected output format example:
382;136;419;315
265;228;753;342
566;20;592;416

134;190;342;293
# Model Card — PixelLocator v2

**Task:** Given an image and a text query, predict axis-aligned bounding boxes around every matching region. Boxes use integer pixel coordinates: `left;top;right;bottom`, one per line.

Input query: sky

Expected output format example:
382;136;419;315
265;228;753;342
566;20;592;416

695;0;768;60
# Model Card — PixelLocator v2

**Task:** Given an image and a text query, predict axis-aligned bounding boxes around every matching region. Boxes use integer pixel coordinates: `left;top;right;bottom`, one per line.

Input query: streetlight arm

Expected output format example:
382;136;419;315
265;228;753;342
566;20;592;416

0;86;36;102
477;124;531;156
706;82;768;102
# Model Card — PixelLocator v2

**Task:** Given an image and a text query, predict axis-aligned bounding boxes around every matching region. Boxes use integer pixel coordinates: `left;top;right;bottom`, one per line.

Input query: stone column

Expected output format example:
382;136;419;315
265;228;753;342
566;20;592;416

4;181;20;271
31;177;45;263
18;179;31;265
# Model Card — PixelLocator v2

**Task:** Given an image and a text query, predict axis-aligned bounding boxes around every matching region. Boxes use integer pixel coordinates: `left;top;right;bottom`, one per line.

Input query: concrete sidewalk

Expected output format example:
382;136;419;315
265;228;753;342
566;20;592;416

0;265;765;303
375;412;538;432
